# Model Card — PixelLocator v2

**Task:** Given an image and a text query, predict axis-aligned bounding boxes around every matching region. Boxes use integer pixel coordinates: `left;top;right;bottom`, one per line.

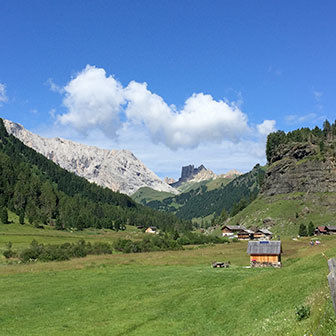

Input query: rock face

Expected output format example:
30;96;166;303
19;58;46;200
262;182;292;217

4;119;177;196
262;142;336;196
169;164;216;188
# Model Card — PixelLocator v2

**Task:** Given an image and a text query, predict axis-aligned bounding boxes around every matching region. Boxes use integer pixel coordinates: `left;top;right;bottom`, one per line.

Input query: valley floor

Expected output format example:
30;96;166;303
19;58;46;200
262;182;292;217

1;224;336;335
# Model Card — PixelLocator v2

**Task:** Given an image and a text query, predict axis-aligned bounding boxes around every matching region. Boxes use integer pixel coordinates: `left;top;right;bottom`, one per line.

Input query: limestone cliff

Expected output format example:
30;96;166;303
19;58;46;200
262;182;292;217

4;119;177;196
262;142;336;196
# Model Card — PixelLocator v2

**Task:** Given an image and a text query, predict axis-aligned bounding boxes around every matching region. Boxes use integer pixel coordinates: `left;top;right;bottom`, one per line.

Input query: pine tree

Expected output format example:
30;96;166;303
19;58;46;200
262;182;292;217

19;211;25;225
308;221;315;236
299;224;307;237
1;208;8;224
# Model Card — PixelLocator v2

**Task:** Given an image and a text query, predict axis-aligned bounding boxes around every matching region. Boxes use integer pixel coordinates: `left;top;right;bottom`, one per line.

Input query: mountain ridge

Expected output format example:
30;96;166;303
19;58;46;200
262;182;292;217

3;119;177;196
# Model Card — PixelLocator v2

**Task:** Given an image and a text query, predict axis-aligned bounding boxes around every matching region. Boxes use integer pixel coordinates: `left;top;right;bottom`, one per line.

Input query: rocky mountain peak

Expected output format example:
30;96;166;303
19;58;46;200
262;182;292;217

3;119;177;196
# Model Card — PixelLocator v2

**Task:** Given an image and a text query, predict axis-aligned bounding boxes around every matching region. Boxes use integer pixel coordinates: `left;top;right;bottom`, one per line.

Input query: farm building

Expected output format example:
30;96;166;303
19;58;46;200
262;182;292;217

247;241;282;267
145;226;157;234
221;225;246;237
315;226;336;235
237;229;254;240
254;229;273;240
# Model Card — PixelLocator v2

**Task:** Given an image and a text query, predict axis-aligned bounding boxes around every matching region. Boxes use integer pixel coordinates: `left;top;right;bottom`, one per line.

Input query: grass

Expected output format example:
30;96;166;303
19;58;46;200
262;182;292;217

1;232;336;335
227;192;336;236
131;187;175;204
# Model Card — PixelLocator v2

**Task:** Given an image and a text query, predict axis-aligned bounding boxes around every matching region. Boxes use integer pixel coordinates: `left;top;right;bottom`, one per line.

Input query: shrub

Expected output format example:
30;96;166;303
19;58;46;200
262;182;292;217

295;304;310;321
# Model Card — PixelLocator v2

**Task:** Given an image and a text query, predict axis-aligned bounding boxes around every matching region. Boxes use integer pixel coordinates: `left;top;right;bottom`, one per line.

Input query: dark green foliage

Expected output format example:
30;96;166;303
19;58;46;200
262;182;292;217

114;236;182;254
295;305;310;321
299;224;307;237
144;164;265;220
16;239;113;263
0;118;190;232
266;120;336;163
1;207;8;224
308;221;315;236
3;241;17;258
19;211;25;225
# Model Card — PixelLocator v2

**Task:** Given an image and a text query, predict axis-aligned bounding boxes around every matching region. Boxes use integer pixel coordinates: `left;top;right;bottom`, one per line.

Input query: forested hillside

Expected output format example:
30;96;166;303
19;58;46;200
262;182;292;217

142;165;265;220
0;119;192;232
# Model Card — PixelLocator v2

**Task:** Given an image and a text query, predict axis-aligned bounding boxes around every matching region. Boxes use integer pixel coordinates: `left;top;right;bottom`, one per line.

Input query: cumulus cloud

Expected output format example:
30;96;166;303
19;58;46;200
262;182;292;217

125;82;249;149
57;65;125;137
0;83;8;105
55;65;270;150
257;120;276;136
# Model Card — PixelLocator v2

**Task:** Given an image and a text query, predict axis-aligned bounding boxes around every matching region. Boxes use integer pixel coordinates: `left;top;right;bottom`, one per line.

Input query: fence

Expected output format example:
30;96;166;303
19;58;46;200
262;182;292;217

327;258;336;314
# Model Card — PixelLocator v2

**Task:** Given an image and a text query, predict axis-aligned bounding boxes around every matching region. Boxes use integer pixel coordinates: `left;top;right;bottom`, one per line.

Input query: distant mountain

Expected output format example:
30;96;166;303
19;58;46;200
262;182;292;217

4;119;177;196
0;118;190;232
137;164;264;220
167;164;216;189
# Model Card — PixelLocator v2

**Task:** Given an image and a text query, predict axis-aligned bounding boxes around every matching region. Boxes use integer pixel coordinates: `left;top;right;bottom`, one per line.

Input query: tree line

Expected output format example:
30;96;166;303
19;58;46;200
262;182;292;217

266;120;336;163
0;119;192;232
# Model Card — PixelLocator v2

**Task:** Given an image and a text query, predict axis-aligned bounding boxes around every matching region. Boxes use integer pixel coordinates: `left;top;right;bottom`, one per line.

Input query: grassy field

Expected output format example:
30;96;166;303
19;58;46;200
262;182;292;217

227;192;336;236
0;211;145;255
1;221;336;335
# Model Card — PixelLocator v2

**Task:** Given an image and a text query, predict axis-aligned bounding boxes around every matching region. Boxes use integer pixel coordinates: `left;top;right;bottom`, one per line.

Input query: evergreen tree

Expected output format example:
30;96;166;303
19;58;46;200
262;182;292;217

299;224;307;237
308;221;315;236
19;211;25;225
1;208;8;224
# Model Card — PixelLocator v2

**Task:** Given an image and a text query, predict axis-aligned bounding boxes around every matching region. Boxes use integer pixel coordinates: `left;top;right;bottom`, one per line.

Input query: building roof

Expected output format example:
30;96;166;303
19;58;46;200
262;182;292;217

326;226;336;231
247;241;281;255
147;226;157;230
241;229;254;234
316;226;327;233
222;225;246;231
257;229;273;235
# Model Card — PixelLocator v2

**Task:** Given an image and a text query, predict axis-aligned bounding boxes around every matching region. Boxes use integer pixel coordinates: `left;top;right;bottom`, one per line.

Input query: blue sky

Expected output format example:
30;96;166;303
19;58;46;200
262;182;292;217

1;1;335;179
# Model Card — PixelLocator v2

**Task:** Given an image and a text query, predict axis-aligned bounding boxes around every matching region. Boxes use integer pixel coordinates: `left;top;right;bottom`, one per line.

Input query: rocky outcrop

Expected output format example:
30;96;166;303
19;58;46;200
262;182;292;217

4;119;177;196
169;164;216;188
262;142;336;196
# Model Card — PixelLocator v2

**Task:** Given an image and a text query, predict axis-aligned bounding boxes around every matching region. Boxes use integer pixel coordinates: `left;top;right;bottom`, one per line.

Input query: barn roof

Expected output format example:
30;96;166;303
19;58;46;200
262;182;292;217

257;229;273;235
247;241;281;255
316;226;327;233
326;226;336;231
222;225;246;231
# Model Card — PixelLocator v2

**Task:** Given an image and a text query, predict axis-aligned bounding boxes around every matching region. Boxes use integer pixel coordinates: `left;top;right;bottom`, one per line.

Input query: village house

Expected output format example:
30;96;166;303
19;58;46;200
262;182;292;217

145;226;157;234
254;228;273;240
247;241;282;267
315;225;336;235
221;225;246;238
237;229;254;240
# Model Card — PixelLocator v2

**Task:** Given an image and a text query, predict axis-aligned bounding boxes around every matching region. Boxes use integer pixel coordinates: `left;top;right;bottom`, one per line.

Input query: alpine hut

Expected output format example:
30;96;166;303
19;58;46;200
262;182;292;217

247;241;282;267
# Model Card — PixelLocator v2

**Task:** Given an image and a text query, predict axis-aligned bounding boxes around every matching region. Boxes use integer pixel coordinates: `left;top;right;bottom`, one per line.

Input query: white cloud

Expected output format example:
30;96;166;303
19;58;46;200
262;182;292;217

56;65;256;150
0;83;8;105
257;120;276;136
124;82;249;149
57;65;125;137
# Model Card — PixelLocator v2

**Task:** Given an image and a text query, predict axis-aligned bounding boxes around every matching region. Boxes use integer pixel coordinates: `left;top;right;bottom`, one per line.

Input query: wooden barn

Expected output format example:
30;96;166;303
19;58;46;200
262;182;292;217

247;241;282;267
254;229;273;240
237;229;254;240
221;225;246;237
315;226;336;235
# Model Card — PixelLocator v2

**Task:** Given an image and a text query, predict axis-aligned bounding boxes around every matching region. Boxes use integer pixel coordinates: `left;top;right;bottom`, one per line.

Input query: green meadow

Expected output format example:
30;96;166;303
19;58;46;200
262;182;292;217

1;220;336;335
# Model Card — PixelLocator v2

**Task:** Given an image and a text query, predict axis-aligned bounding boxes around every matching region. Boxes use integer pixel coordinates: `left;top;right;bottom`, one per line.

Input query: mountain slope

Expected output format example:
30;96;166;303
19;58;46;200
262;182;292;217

227;121;336;235
140;164;265;220
0;118;191;231
3;119;177;196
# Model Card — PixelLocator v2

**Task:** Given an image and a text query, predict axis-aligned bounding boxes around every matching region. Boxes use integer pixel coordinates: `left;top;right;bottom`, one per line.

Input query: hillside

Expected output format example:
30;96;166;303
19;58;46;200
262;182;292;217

0;118;191;232
137;164;265;220
3;119;177;196
227;121;336;235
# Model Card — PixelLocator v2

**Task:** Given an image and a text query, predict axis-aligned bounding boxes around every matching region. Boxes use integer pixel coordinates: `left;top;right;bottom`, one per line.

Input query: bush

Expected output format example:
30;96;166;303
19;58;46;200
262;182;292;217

295;304;310;321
